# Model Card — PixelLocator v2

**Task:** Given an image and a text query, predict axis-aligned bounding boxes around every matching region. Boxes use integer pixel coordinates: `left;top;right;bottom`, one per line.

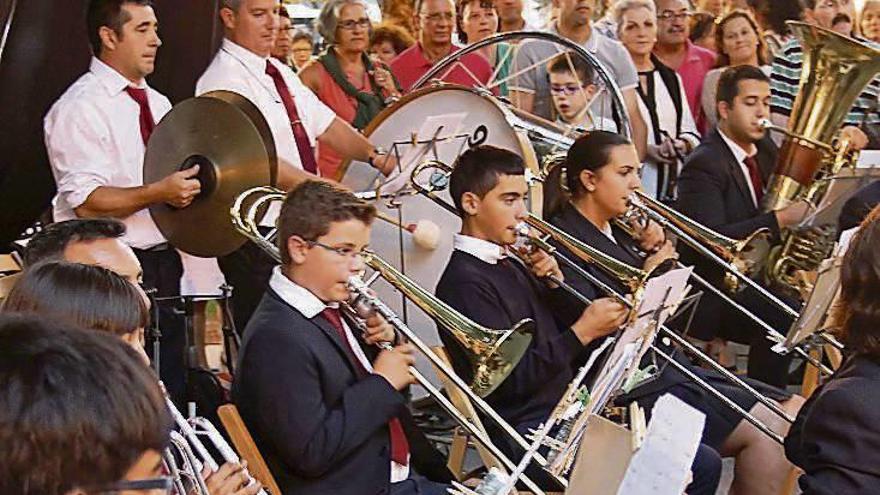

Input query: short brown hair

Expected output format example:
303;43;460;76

836;206;880;357
277;181;377;264
370;22;415;55
455;0;496;43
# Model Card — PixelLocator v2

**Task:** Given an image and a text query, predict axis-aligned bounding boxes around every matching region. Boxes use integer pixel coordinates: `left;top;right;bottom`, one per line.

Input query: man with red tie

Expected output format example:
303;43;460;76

44;0;195;405
196;0;395;331
233;180;450;494
677;66;810;387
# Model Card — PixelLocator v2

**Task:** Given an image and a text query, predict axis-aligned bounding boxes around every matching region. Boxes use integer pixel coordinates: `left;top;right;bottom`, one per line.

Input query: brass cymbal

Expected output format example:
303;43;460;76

145;91;277;257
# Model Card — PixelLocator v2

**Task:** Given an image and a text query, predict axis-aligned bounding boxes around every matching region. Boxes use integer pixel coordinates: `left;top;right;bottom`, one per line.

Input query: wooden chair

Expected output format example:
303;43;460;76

217;404;282;495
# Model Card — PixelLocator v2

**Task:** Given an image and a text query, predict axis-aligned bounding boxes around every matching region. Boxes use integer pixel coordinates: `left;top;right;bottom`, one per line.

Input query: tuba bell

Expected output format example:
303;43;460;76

761;21;880;295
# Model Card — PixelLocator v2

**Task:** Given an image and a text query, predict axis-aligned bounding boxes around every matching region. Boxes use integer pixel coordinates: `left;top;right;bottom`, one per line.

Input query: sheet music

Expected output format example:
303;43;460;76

378;113;467;195
616;394;706;495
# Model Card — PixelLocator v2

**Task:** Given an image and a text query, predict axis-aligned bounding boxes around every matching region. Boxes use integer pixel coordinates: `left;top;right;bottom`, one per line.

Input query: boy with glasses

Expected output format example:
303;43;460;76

547;51;617;130
233;181;451;495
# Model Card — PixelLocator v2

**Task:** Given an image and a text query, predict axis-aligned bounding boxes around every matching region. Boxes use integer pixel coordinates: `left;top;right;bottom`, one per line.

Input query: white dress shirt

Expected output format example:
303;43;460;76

267;267;410;481
717;128;760;207
453;234;508;264
44;57;171;249
196;39;336;174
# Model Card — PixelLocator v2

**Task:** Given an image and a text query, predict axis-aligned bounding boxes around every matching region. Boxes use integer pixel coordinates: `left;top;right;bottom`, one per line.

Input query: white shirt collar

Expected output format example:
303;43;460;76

268;266;334;319
90;57;145;95
221;38;271;74
717;127;757;164
453;234;508;264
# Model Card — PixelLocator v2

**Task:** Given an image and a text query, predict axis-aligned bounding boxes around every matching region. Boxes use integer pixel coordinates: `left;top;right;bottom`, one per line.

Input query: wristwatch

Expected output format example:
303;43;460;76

368;146;388;168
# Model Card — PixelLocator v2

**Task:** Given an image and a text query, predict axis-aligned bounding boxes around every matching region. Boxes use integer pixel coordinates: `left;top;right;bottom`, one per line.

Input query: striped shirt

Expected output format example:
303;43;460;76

770;37;880;126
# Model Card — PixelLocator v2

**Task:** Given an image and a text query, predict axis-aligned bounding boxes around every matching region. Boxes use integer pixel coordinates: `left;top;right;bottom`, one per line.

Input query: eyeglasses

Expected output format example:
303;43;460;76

309;241;369;260
421;12;455;24
87;476;173;494
657;11;691;21
338;18;371;30
550;84;587;95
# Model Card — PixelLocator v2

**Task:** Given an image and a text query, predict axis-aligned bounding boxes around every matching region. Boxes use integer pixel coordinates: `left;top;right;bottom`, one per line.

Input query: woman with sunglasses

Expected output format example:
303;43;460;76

299;0;402;179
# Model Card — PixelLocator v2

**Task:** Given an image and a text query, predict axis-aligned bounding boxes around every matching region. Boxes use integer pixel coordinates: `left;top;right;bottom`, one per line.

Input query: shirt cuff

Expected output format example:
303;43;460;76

58;175;108;210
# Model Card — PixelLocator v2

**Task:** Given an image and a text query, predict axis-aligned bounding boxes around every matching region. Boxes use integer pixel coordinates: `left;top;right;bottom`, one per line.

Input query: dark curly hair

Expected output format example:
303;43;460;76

836;205;880;357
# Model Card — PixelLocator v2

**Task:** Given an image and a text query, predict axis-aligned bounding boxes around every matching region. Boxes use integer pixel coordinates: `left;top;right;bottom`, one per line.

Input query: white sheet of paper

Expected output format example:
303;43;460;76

378;112;468;195
258;200;282;228
616;394;706;495
857;150;880;169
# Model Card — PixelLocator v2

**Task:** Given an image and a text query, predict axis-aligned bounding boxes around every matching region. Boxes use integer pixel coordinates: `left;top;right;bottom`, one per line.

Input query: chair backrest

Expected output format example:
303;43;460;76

217;404;283;495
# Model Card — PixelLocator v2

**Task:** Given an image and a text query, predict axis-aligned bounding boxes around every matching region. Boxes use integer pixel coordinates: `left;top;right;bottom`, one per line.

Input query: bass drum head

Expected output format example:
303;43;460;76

338;85;534;358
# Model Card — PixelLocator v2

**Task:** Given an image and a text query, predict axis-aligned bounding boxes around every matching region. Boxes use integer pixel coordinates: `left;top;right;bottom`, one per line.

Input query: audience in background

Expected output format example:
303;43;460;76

696;0;725;18
272;7;295;69
702;10;769;128
495;0;530;32
457;0;512;95
862;0;880;42
616;0;700;201
750;0;802;59
370;22;416;65
290;30;315;72
690;11;718;52
390;0;493;91
653;0;717;133
300;0;402;179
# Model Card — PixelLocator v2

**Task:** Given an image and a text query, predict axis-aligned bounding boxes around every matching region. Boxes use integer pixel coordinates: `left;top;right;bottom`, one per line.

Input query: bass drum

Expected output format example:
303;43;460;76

338;84;557;359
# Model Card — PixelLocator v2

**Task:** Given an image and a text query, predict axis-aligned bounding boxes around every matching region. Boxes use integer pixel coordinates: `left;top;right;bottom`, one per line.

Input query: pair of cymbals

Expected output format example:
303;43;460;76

144;91;277;257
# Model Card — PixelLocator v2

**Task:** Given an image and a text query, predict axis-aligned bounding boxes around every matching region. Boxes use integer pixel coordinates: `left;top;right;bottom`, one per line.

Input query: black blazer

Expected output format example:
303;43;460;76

785;354;880;494
677;128;780;241
676;129;781;340
232;288;415;495
548;204;692;400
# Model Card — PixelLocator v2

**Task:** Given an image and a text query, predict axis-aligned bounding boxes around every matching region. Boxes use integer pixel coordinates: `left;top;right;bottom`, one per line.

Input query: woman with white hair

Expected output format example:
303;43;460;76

299;0;401;179
615;0;700;203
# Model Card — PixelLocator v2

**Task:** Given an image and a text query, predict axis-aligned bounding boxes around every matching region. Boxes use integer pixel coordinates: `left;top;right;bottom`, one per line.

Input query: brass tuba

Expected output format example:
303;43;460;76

762;21;880;294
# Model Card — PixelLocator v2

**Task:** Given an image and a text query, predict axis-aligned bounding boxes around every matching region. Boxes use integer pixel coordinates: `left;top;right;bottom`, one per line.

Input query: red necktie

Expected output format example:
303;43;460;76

125;87;155;145
319;307;410;465
743;155;764;205
265;61;319;174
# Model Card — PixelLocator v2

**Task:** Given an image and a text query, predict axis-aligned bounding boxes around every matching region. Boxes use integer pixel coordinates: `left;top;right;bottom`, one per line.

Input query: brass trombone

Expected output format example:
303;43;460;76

408;159;797;445
229;186;566;492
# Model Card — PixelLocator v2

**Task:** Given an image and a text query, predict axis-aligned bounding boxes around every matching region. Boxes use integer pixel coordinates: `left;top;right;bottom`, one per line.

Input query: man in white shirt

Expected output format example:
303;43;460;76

44;0;197;405
196;0;395;331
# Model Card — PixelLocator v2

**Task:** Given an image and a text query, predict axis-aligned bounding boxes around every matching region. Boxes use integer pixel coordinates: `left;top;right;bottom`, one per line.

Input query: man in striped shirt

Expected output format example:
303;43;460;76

769;0;875;150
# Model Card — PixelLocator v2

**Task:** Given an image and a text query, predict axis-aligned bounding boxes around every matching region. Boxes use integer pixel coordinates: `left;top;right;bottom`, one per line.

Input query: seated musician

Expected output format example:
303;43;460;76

547;130;805;495
785;206;880;494
2;260;261;495
677;65;810;387
0;313;172;495
233;181;451;495
435;146;723;494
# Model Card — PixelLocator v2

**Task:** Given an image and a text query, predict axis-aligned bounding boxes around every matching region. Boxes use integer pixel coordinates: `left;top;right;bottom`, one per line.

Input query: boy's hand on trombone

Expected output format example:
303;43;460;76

374;344;417;390
517;245;563;286
363;312;397;346
571;298;628;344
